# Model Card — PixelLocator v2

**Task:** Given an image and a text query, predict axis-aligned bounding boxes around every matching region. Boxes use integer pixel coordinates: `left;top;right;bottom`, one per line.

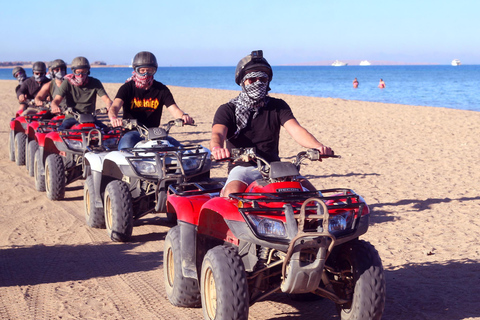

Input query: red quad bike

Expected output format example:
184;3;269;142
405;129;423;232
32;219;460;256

164;148;386;320
35;108;121;200
8;101;54;167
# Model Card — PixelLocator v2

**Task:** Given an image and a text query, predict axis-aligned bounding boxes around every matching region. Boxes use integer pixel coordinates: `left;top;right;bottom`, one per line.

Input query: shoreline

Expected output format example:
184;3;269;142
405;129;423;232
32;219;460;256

1;79;479;114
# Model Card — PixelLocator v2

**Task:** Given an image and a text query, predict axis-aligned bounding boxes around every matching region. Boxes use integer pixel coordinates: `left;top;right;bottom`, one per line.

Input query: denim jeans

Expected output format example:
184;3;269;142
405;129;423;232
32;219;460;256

117;131;182;150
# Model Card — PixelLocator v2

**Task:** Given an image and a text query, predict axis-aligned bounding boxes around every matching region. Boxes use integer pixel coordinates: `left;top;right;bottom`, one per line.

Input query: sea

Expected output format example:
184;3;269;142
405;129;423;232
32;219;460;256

1;65;479;112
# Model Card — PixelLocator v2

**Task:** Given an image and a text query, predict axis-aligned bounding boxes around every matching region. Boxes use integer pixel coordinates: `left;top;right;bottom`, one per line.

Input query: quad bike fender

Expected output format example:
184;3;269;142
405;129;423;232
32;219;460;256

91;170;104;209
178;220;198;279
84;152;106;172
104;151;130;166
37;147;45;176
167;194;212;225
35;132;47;148
26;123;39;141
11;117;27;132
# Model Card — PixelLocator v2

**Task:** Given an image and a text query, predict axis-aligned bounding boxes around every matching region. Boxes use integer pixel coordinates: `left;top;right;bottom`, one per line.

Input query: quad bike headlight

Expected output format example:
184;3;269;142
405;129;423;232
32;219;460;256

248;215;287;238
181;157;201;171
131;160;157;175
64;139;84;150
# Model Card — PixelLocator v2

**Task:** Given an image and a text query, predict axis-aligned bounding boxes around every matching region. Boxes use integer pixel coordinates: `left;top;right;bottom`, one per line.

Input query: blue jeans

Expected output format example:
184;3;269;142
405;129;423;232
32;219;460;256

58;117;108;130
118;131;182;150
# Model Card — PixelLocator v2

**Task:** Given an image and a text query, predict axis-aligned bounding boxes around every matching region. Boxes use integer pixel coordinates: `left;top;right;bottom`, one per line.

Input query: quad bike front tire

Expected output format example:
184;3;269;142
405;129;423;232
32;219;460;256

200;245;249;320
104;180;133;242
9;130;15;161
45;154;66;200
34;149;45;192
84;175;105;228
164;225;201;307
26;140;38;177
330;239;386;320
14;132;27;166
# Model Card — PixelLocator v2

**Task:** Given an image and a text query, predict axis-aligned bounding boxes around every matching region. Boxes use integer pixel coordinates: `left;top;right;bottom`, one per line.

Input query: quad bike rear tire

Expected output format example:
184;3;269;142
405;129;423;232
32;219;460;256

200;245;249;320
164;225;201;307
34;149;45;192
104;180;133;242
45;154;66;200
84;175;105;228
330;239;386;320
26;140;38;177
8;130;15;162
15;132;27;166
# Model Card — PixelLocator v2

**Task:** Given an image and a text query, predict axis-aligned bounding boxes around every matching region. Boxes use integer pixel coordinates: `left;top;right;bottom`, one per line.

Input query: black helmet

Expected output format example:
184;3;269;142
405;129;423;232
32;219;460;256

12;66;26;78
132;51;158;70
235;50;273;85
71;56;90;73
32;61;47;74
49;59;67;72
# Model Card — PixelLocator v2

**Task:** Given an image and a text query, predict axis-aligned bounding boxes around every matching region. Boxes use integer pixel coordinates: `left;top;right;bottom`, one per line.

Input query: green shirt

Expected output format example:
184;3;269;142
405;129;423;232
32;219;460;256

56;76;107;115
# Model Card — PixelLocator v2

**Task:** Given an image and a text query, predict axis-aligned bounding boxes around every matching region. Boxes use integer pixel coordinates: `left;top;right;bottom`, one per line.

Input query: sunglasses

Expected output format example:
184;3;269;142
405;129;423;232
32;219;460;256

244;77;268;85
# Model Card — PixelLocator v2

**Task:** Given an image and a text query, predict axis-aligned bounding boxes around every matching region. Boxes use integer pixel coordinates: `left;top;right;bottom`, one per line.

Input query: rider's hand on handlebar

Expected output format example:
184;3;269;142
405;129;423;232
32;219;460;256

315;145;334;159
211;146;230;161
110;117;123;128
51;104;61;114
182;113;194;125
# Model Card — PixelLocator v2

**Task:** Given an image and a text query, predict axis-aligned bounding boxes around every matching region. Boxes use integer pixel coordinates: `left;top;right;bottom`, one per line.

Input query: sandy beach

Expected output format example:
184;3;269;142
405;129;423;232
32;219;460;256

1;79;479;320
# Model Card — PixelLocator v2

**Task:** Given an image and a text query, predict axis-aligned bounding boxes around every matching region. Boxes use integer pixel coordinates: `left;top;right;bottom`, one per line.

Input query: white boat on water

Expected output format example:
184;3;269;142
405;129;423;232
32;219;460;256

451;59;461;66
359;60;371;66
332;60;348;67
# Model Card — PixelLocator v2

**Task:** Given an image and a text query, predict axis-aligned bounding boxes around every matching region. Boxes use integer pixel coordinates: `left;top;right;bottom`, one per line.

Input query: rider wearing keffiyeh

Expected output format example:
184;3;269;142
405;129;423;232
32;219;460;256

211;50;334;197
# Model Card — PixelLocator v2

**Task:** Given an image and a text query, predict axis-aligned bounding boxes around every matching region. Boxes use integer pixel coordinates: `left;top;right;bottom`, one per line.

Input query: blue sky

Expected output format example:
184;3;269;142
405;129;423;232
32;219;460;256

1;0;479;66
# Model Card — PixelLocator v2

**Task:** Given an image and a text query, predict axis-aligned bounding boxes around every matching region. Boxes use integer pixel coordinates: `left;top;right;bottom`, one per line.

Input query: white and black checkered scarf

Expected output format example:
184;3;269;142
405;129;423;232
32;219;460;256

230;71;269;138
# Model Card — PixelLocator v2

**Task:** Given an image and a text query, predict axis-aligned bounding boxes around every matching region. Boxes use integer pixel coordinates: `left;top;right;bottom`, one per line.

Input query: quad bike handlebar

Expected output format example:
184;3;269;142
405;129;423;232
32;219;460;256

214;147;339;180
120;118;195;140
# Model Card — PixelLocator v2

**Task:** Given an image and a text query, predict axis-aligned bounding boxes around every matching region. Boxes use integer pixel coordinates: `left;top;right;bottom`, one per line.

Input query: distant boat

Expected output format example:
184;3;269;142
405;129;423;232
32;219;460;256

359;60;371;66
332;60;348;67
451;59;461;66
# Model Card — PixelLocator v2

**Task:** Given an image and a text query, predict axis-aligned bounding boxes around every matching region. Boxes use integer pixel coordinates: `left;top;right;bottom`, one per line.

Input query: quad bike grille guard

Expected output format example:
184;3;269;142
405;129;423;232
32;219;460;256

229;191;365;297
230;188;364;241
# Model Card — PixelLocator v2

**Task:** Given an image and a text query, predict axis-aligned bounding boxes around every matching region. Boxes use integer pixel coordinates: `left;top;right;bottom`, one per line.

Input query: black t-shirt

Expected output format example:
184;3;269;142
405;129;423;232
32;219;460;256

17;77;51;100
213;97;295;169
115;80;176;127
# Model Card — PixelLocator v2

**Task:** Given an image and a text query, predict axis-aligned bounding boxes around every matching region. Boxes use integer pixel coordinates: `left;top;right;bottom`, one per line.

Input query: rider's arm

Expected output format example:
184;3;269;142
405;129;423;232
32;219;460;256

101;94;113;111
283;119;333;155
108;98;124;127
210;124;230;159
51;95;64;114
166;103;193;124
34;82;50;106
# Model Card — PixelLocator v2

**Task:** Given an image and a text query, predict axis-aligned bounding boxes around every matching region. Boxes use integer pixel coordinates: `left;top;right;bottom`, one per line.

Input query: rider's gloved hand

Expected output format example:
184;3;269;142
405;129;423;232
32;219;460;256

315;145;334;158
182;113;194;125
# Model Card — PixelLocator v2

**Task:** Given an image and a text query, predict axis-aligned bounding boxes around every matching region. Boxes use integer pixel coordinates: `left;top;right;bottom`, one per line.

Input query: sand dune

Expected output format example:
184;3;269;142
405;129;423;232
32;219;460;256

1;79;479;319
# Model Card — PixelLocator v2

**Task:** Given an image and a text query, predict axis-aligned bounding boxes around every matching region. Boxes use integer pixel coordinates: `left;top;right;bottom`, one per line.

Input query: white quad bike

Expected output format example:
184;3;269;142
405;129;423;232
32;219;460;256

83;119;213;242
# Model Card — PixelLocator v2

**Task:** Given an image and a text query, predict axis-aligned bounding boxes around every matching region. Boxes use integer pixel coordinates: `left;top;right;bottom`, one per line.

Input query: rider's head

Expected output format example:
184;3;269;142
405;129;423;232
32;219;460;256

49;59;67;80
235;50;272;101
70;56;90;86
132;51;158;76
12;67;27;83
32;61;47;82
235;50;273;86
131;51;157;89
